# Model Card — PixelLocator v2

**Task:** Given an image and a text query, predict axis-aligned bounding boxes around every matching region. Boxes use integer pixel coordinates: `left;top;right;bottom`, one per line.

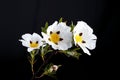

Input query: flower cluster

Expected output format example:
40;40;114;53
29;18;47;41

19;18;97;79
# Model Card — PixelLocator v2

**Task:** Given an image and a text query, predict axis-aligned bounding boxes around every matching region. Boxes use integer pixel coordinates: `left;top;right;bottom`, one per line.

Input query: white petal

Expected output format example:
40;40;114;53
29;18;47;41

78;21;93;33
19;40;29;47
73;21;94;38
22;33;31;41
41;32;48;40
51;44;59;50
41;32;51;44
58;22;68;29
86;39;97;50
47;21;58;35
27;48;34;52
84;34;97;50
31;33;42;41
38;40;43;47
52;21;58;26
67;42;72;49
58;42;72;50
91;34;97;39
79;44;91;55
73;34;78;45
60;33;72;44
59;43;68;50
32;33;41;39
59;24;72;44
58;22;71;32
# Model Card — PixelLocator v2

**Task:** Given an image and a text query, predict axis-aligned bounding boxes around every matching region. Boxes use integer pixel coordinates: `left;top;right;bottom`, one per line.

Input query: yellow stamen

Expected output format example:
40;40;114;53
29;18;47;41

75;34;83;43
50;33;60;44
30;41;39;48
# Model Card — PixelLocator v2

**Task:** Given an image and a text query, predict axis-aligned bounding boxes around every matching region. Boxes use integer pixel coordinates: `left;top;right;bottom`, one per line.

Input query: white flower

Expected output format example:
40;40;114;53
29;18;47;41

19;33;43;52
42;21;72;50
73;21;97;55
49;65;59;72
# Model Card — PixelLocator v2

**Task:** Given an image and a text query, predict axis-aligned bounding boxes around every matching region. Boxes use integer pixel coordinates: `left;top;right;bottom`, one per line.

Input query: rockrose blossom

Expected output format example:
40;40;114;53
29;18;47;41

73;21;97;55
19;33;43;52
42;21;72;50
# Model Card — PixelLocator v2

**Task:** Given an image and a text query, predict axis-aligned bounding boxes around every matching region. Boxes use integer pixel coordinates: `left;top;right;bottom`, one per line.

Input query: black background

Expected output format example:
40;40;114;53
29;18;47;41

0;0;118;80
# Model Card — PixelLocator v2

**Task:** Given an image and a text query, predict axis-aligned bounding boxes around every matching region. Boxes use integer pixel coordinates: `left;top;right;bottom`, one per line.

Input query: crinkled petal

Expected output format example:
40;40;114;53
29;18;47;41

91;34;97;39
41;32;49;41
41;32;51;44
58;42;72;50
58;22;69;30
27;48;34;52
59;29;72;43
33;33;42;39
83;34;97;50
31;33;42;41
47;21;58;35
22;33;31;41
51;44;59;50
86;39;97;50
19;40;29;47
78;43;91;55
75;21;93;34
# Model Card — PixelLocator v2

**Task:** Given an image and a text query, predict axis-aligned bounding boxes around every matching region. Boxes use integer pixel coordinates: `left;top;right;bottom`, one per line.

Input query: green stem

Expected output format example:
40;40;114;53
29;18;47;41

35;73;44;79
30;50;36;80
34;51;57;79
41;46;45;61
31;57;34;76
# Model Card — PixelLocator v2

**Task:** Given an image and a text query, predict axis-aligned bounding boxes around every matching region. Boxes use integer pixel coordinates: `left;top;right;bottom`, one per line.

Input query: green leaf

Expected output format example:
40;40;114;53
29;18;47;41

60;48;81;59
71;47;80;51
58;50;67;54
41;22;49;33
66;51;81;59
41;27;45;33
40;44;51;61
45;22;48;28
30;50;36;59
70;21;75;32
33;60;37;64
44;44;50;53
47;50;53;53
59;17;63;22
44;63;54;73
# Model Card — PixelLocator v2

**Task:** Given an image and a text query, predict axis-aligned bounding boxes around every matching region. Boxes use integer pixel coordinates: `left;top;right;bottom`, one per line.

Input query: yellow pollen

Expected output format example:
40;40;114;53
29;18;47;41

75;34;83;43
50;33;60;44
30;41;39;48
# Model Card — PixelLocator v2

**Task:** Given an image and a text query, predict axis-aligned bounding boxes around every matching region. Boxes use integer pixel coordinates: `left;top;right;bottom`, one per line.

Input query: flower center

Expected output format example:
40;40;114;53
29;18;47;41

75;34;83;43
50;33;60;44
75;33;86;44
30;41;39;48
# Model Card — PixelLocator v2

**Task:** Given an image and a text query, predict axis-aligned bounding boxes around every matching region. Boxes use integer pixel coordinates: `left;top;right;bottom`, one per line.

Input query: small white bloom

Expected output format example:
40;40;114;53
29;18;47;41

49;65;58;72
42;21;72;50
19;33;43;52
73;21;97;55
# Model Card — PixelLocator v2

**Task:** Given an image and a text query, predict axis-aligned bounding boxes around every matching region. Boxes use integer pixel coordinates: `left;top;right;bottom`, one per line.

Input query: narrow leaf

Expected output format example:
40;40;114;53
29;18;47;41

59;17;63;22
70;21;75;31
